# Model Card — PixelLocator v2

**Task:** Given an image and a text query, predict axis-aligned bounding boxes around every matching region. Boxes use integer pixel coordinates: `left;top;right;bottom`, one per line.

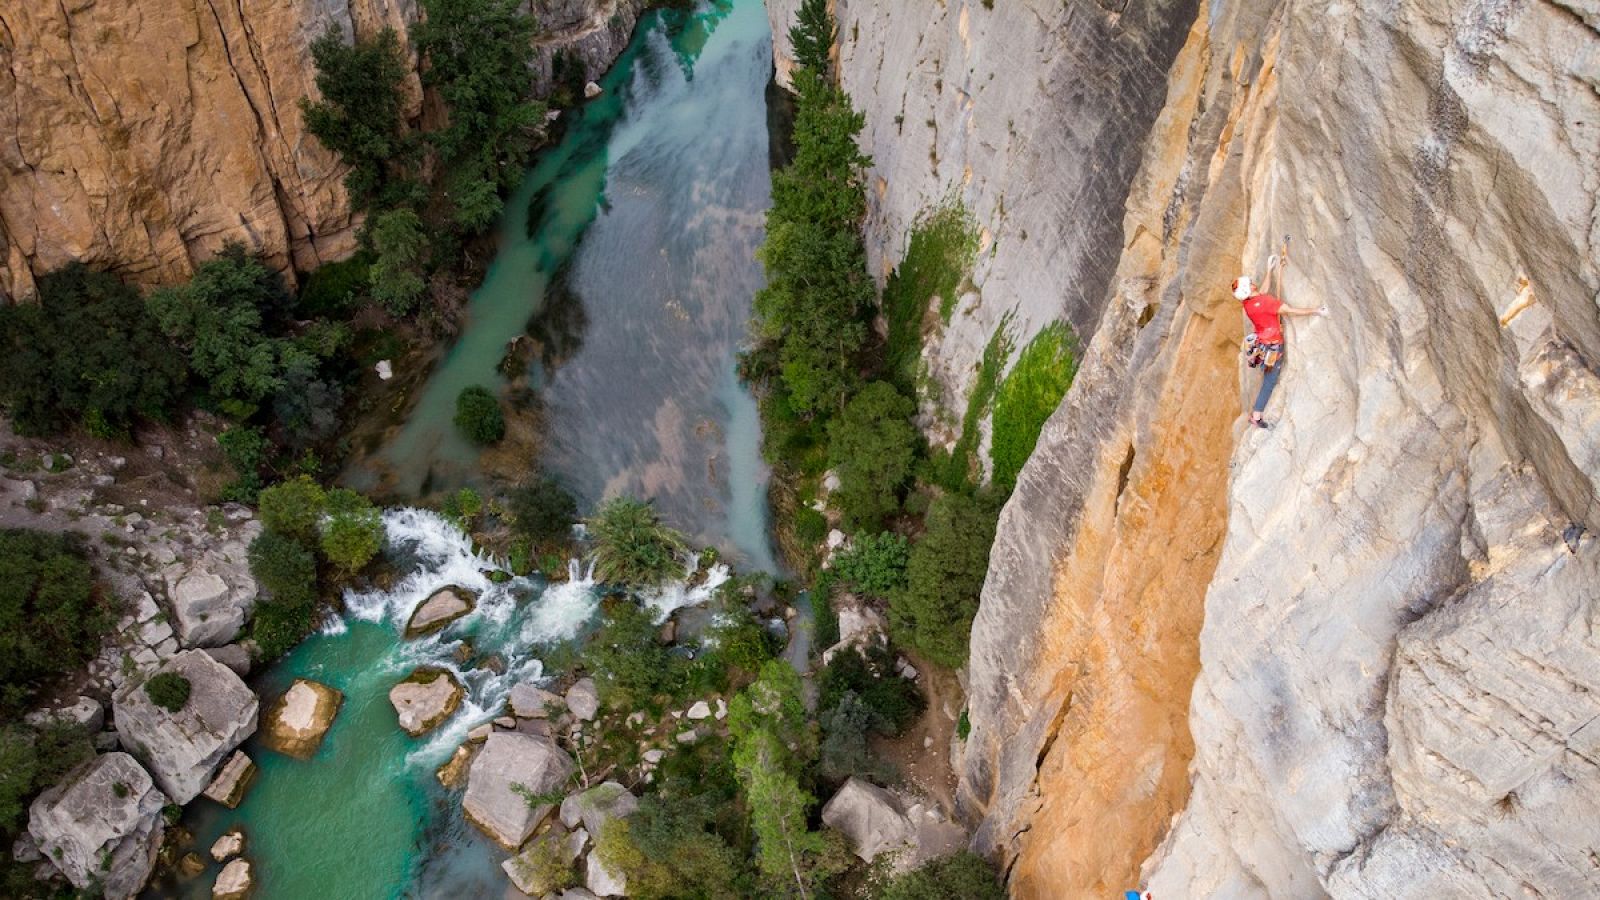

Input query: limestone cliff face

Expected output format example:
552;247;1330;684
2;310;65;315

774;1;1600;896
0;0;642;301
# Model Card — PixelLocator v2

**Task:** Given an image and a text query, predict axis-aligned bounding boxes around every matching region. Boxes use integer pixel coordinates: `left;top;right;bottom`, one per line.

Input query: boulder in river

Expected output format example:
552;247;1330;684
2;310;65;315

210;828;245;862
212;857;252;899
565;677;599;721
436;742;479;790
260;679;343;759
27;752;167;900
113;650;258;804
404;587;475;638
462;732;575;850
559;781;637;841
202;751;257;808
389;668;465;736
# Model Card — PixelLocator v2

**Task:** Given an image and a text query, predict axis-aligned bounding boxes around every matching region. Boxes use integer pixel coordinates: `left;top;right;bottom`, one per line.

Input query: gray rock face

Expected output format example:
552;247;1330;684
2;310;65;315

820;778;912;863
25;695;105;733
559;781;637;841
28;752;167;899
565;678;599;722
462;733;576;850
166;544;257;648
389;669;464;736
113;650;258;804
585;848;627;897
502;822;587;896
202;644;252;677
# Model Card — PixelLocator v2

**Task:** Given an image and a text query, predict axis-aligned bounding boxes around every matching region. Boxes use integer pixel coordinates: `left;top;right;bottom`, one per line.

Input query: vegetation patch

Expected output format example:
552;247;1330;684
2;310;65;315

586;497;688;588
928;318;1011;491
454;385;507;445
0;529;107;717
890;490;1002;668
882;202;980;391
144;672;192;713
991;321;1078;492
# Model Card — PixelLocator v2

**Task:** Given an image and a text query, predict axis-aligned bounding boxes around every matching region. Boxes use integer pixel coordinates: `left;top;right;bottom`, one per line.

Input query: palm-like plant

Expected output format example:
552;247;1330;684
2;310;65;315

586;497;688;588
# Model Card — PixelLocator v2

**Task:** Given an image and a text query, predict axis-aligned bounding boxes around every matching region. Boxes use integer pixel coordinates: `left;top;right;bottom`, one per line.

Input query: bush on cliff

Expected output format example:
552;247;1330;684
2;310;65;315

248;529;318;611
454;385;506;445
369;208;430;316
257;476;328;543
586;497;687;587
301;26;416;211
0;529;108;717
0;264;187;438
991;322;1078;492
890;490;1000;668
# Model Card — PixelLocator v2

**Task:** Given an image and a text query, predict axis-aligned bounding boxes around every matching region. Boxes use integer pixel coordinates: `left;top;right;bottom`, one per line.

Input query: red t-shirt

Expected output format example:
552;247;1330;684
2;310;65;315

1243;293;1284;343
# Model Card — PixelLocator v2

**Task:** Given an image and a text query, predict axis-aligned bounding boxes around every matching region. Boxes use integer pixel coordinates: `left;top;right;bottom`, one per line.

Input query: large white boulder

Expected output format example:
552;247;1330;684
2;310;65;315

28;752;167;899
113;650;257;803
213;857;252;899
260;679;343;759
501;822;587;895
405;586;475;638
821;778;914;862
389;669;464;736
166;546;257;648
509;682;561;719
462;732;575;850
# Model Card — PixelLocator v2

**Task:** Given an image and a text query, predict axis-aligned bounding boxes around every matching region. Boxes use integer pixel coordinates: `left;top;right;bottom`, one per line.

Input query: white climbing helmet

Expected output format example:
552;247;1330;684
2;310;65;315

1231;275;1254;300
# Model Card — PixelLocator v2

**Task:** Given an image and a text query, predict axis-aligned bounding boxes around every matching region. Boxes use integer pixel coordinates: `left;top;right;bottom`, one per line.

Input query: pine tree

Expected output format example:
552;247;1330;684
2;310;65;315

788;0;835;76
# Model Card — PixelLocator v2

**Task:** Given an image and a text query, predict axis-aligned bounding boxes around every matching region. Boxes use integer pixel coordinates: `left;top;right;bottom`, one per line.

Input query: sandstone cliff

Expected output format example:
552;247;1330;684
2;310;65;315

0;0;644;301
773;1;1600;896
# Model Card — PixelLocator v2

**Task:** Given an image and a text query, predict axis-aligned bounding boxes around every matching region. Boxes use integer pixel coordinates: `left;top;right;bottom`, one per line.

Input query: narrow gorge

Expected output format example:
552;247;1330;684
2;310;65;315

2;0;1598;898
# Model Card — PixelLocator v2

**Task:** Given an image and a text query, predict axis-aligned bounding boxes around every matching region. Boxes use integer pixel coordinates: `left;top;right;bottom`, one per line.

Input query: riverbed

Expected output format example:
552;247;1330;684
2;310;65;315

162;2;778;896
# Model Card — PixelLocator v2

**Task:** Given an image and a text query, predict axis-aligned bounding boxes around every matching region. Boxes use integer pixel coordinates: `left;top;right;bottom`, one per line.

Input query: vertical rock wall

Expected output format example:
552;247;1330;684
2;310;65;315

0;0;643;301
778;0;1600;896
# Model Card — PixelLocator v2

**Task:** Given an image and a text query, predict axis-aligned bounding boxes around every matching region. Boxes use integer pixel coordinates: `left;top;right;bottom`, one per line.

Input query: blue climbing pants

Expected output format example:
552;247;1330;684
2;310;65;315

1253;348;1284;414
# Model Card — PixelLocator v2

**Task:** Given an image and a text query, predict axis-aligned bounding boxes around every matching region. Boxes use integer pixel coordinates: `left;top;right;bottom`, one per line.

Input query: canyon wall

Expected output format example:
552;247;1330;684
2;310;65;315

774;0;1600;896
0;0;643;301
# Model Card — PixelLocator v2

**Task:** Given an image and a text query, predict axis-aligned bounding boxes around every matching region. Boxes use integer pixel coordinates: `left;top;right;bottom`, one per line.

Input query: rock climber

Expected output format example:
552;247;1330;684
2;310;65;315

1235;240;1327;428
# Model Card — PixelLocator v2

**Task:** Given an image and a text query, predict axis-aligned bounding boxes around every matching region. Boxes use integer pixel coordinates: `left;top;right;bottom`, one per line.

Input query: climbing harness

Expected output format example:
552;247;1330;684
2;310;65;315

1242;332;1283;369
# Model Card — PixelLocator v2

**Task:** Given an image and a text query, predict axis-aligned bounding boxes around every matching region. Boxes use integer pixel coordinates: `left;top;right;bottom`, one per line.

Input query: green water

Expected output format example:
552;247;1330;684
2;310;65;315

157;3;778;897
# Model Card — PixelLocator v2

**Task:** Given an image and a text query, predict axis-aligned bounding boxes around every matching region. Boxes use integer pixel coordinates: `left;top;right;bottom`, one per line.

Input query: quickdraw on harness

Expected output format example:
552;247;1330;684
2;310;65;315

1242;332;1283;369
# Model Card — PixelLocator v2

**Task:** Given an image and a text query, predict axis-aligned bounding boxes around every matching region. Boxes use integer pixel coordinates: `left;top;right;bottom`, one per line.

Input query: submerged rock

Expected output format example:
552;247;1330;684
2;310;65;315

558;781;638;840
260;679;343;760
565;678;599;722
27;752;167;899
436;742;478;790
212;857;252;900
389;668;464;737
178;852;206;879
462;732;575;850
113;650;258;804
404;587;475;638
202;751;257;809
210;828;245;862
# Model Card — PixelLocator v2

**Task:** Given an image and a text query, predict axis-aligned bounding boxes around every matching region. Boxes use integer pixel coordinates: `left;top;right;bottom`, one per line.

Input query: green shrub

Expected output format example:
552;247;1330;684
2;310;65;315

454;385;506;445
928;320;1009;492
509;477;578;547
890;491;1000;668
818;643;924;736
875;851;1005;900
369;208;429;316
300;27;415;210
144;672;191;712
583;602;680;707
321;489;385;575
0;721;94;835
0;530;107;716
827;381;918;530
147;244;309;417
831;532;909;597
297;251;375;317
818;691;882;782
597;796;749;900
991;322;1078;492
251;596;316;662
793;506;828;547
0;264;187;437
257;475;328;542
440;487;483;527
248;530;318;608
217;426;268;501
586;497;687;587
882;203;978;390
